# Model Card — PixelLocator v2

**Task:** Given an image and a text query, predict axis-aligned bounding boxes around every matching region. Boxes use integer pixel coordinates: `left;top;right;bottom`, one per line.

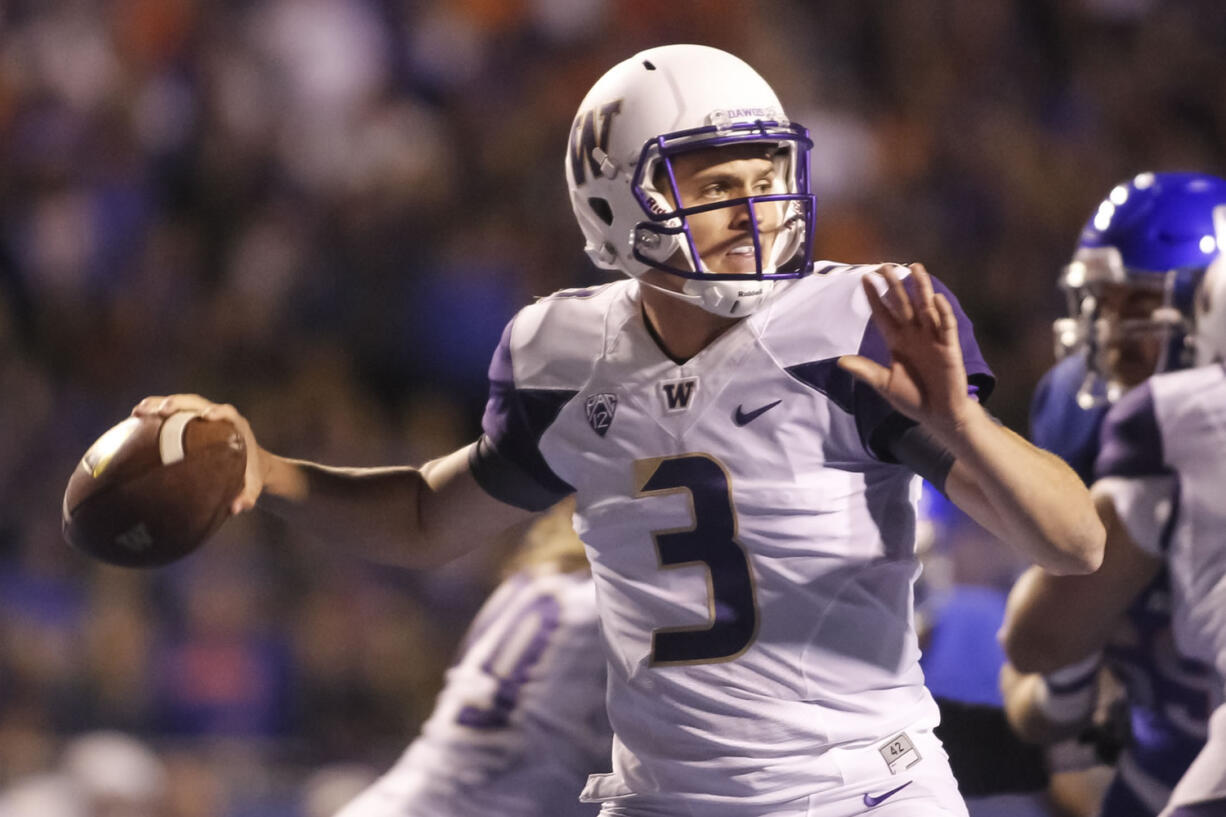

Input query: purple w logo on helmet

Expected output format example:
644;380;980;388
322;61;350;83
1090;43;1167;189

569;101;621;187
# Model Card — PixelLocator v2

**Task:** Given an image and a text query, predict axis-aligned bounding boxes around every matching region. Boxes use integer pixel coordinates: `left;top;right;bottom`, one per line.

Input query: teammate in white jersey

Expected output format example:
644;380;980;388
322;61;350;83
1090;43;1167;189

1095;214;1226;817
1000;173;1226;817
1002;206;1226;816
135;45;1102;816
334;502;611;817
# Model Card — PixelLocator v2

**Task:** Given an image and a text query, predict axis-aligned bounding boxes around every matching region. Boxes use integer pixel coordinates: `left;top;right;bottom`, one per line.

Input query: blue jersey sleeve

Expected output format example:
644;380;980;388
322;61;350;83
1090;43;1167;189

469;319;576;511
1094;381;1168;479
1029;356;1109;485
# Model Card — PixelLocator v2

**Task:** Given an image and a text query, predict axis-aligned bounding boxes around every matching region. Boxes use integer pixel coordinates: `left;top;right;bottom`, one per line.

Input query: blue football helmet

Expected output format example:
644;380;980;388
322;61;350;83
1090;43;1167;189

1054;172;1226;407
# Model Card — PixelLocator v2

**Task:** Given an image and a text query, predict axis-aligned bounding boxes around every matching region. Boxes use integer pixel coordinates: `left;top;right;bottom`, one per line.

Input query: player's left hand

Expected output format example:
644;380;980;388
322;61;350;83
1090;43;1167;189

838;263;973;437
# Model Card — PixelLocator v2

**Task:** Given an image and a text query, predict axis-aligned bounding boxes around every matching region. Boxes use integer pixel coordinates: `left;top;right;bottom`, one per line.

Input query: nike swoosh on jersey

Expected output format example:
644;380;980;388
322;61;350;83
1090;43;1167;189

733;399;782;426
862;780;912;808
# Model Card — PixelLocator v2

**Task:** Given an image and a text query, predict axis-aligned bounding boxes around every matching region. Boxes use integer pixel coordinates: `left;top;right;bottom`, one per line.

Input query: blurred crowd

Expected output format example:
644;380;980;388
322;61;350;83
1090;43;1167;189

1;0;1224;814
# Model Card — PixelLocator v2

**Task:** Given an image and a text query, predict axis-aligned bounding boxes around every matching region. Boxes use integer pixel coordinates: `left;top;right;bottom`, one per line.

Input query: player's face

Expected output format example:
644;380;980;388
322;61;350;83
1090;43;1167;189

661;145;784;275
1098;283;1165;387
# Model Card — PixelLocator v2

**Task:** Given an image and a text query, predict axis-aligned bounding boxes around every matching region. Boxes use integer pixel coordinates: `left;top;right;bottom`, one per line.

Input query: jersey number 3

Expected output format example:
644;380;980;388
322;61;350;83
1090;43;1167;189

636;454;759;666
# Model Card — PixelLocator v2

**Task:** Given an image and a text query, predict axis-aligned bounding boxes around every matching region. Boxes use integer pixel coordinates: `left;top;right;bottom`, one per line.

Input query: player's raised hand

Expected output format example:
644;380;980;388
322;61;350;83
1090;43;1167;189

837;263;973;437
132;394;267;514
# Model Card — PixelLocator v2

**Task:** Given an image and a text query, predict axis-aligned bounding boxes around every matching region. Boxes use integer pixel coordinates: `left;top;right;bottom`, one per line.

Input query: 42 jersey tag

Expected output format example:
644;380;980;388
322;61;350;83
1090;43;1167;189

879;731;921;774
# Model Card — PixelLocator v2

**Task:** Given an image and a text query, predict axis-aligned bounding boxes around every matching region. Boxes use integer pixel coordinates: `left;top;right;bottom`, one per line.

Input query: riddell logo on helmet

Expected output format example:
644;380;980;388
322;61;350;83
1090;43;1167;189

569;100;622;186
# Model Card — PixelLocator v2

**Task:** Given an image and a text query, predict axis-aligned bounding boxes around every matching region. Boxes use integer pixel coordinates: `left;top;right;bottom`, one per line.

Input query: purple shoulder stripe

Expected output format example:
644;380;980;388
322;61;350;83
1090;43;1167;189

925;274;995;401
825;270;996;385
862;274;994;460
474;320;575;510
1094;382;1168;479
786;272;994;461
784;358;855;414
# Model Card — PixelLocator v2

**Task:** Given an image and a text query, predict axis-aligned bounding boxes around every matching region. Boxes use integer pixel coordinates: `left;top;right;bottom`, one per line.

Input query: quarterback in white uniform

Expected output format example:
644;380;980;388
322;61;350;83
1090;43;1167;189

488;266;995;813
136;45;1103;816
335;505;610;817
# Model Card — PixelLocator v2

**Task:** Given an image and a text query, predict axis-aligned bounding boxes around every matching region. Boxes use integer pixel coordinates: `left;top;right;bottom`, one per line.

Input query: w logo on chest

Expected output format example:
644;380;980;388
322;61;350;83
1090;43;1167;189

659;377;699;413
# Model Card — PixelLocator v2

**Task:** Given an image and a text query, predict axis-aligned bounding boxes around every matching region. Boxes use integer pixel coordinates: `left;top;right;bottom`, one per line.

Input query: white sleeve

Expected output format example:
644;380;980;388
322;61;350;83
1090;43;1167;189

1091;475;1178;556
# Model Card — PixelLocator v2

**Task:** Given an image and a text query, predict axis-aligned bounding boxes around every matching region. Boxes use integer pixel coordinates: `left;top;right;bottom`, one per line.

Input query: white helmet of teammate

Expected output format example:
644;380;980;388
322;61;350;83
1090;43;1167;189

565;44;817;318
1194;204;1226;366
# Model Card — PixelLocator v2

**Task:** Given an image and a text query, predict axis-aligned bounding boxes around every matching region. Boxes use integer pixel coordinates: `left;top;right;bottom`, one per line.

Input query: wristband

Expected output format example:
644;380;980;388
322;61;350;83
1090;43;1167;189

1033;653;1101;724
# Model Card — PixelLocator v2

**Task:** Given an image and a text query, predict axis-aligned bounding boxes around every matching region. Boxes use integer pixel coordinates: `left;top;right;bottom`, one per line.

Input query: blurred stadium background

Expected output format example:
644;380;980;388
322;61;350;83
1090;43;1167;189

0;0;1223;814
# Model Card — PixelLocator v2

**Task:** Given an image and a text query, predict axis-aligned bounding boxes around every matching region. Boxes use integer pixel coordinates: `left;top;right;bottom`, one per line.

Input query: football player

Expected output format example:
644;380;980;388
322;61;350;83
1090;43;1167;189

1093;209;1226;815
136;45;1102;816
1000;173;1226;817
333;501;611;817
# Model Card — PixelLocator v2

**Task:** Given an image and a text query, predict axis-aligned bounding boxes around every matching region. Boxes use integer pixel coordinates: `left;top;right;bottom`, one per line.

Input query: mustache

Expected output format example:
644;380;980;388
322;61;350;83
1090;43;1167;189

709;228;781;255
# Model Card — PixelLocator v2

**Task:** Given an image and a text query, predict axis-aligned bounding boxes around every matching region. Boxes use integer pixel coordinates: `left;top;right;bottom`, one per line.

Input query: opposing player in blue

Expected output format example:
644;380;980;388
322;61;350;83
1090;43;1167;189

136;45;1102;816
1030;172;1226;481
1001;172;1226;816
1006;204;1226;817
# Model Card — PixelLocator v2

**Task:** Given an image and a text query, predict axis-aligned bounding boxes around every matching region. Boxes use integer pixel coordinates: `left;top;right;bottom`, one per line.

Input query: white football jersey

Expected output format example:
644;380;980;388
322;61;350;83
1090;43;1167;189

472;265;994;809
1095;364;1226;693
1095;364;1226;810
335;566;610;817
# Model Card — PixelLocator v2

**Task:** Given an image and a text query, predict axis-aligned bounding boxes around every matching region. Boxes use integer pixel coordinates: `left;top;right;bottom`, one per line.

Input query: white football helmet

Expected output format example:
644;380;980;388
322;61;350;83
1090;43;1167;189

1194;205;1226;366
565;44;817;318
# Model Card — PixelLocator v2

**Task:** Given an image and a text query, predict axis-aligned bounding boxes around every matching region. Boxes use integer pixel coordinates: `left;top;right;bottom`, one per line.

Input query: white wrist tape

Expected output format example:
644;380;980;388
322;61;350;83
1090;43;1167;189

1033;653;1102;724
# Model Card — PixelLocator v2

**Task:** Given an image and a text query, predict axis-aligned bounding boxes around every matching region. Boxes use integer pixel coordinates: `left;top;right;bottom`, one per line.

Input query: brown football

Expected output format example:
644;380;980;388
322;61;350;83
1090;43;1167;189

62;411;246;568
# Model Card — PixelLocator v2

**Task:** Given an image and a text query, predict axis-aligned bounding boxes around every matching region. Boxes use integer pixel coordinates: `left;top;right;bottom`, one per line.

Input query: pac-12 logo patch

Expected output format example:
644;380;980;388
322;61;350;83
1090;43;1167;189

585;393;618;437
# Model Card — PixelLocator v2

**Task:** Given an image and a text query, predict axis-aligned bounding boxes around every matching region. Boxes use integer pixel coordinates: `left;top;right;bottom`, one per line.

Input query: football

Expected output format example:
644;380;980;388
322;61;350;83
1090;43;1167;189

62;411;247;568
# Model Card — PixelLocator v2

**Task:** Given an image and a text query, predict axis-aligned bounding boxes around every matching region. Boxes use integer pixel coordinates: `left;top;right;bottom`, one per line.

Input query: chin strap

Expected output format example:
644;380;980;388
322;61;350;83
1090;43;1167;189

636;276;776;318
